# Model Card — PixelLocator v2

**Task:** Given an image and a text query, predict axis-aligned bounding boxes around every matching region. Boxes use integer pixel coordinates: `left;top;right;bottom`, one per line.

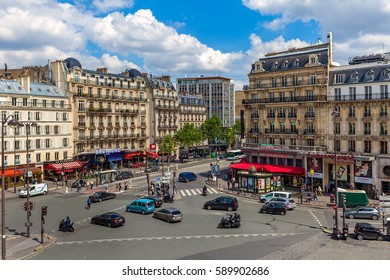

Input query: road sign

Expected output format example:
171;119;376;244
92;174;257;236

332;204;337;210
156;177;160;181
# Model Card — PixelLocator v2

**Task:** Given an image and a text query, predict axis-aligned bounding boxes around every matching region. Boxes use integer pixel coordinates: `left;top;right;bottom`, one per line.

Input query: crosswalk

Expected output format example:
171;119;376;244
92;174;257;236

134;187;221;198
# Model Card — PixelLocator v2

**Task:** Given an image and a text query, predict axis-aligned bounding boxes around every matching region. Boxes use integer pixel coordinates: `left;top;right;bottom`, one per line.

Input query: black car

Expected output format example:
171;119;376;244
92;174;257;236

204;196;239;211
259;202;287;215
91;212;125;227
116;171;133;180
143;196;163;208
178;172;197;182
89;191;116;202
354;222;384;241
144;165;159;173
71;178;86;188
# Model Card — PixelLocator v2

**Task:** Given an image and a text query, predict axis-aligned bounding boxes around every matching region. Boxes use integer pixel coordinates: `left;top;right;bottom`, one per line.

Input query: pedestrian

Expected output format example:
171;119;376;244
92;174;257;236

173;183;177;194
119;183;122;192
124;181;128;191
87;197;92;209
299;191;304;204
116;183;119;192
104;184;108;192
76;182;81;192
54;176;58;185
86;180;90;189
90;180;94;189
305;191;312;203
317;185;323;196
313;191;318;201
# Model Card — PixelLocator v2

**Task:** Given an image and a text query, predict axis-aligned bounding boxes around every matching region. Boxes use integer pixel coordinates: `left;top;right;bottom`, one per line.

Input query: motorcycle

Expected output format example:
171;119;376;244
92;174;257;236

163;194;174;203
59;219;75;232
217;213;241;228
201;188;208;196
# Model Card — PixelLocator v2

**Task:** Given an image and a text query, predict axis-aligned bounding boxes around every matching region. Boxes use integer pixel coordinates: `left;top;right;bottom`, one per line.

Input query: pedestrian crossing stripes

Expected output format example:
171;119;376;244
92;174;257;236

134;187;220;198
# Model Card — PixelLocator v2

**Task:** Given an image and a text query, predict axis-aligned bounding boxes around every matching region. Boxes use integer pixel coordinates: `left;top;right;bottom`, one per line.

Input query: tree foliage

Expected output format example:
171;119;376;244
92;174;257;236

175;123;203;148
200;115;223;143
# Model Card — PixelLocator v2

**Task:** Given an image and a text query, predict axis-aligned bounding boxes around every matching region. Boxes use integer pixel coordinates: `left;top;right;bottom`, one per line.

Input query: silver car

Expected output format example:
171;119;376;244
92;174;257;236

267;197;296;210
153;207;183;223
345;207;380;220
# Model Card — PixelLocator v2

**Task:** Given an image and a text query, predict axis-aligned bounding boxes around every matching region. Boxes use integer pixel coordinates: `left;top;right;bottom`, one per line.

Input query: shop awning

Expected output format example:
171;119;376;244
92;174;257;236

145;150;159;159
123;152;142;160
0;169;22;177
44;161;83;171
230;162;305;176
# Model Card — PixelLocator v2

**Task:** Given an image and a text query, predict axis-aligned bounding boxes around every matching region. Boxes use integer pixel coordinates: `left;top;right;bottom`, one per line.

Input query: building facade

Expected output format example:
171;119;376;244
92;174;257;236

177;76;235;127
177;92;207;130
0;76;73;184
50;58;150;169
241;34;334;188
328;53;390;195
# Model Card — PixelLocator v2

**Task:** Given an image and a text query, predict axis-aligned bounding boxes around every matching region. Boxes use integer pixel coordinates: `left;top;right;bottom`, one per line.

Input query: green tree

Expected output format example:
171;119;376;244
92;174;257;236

200;114;223;144
224;121;241;149
175;123;203;148
160;134;176;166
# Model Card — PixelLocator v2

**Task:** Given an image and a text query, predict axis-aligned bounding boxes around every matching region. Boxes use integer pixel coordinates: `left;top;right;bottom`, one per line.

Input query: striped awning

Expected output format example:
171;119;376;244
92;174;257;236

44;161;83;171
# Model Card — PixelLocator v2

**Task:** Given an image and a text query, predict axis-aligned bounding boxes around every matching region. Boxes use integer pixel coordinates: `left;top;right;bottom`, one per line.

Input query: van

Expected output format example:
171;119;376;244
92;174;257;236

260;191;293;203
18;183;48;198
126;198;155;215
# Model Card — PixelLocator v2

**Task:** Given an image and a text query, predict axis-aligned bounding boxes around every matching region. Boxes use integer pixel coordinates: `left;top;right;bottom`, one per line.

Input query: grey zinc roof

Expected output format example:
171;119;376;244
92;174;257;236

329;64;390;85
30;82;66;97
0;79;26;94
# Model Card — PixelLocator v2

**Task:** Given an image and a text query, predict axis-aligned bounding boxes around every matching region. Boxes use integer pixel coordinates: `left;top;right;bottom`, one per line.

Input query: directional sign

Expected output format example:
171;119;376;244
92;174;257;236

156;177;160;181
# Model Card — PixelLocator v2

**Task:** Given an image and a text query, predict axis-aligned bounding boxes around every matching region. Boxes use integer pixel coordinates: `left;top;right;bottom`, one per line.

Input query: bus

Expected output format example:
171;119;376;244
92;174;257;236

225;149;245;161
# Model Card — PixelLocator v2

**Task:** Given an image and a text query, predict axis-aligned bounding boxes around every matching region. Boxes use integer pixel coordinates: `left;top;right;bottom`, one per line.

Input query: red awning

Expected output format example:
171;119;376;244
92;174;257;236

230;162;305;176
44;161;83;171
145;150;159;159
0;169;22;177
123;152;143;160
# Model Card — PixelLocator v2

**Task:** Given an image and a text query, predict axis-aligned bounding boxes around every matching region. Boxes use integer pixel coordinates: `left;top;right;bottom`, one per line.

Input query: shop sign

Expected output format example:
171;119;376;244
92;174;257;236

354;176;373;184
95;148;120;155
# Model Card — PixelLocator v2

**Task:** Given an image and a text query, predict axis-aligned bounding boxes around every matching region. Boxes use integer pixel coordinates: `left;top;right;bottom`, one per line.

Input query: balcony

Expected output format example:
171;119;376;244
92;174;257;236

288;113;297;118
251;114;259;119
264;129;298;134
304;113;315;119
267;114;275;119
120;109;139;115
243;95;327;105
304;129;315;135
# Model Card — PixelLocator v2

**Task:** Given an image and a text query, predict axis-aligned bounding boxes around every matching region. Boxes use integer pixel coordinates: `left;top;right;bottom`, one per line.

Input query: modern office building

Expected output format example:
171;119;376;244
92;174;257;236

176;76;235;127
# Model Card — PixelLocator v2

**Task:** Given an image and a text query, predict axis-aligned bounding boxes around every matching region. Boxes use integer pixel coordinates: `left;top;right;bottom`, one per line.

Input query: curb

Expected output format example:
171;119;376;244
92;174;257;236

19;234;56;260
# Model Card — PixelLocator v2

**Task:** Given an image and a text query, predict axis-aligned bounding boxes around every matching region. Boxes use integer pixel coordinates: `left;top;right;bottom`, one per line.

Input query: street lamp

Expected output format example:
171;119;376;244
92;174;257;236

331;110;340;239
18;121;37;238
1;115;20;260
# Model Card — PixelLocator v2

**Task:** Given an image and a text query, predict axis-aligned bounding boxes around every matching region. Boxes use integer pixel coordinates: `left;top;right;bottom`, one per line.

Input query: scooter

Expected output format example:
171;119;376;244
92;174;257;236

217;213;241;228
59;219;75;232
163;194;174;203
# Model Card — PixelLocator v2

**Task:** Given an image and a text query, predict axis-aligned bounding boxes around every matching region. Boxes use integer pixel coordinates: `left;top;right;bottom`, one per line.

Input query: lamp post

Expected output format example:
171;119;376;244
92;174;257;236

1;115;20;260
331;110;340;238
18;121;37;238
13;128;16;193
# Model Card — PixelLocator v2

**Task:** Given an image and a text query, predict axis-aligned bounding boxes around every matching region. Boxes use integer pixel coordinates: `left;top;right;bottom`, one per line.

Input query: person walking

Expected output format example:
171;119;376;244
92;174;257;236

317;185;323;196
87;197;92;209
305;191;312;203
104;184;108;192
86;180;90;190
119;183;122;192
90;180;94;189
124;181;128;191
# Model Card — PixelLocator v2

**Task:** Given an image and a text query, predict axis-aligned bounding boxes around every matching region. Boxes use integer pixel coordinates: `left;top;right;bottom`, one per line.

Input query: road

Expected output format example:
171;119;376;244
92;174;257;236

5;159;390;260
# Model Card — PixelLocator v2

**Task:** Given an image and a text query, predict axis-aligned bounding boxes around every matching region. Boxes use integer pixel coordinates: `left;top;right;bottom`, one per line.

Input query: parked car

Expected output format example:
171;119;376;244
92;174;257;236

18;183;48;198
344;207;380;220
259;202;287;215
126;198;155;214
91;212;125;227
143;196;163;208
89;191;116;202
203;196;239;211
115;171;133;180
267;197;296;210
354;222;383;241
71;178;86;188
144;165;159;173
260;191;293;203
178;172;197;182
153;207;183;223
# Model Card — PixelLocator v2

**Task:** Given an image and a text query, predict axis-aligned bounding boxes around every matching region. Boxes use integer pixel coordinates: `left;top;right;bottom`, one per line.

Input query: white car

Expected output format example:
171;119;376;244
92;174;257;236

18;183;48;198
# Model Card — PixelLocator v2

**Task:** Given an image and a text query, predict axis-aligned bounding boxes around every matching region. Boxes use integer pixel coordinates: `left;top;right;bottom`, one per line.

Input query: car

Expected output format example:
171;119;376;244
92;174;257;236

178;172;197;182
267;197;296;210
344;207;380;220
203;196;239;211
259;202;287;215
143;195;163;208
91;212;125;227
153;207;183;223
354;222;384;241
144;165;159;173
89;191;116;202
126;198;155;214
18;183;48;198
71;178;86;188
115;171;133;180
260;191;293;203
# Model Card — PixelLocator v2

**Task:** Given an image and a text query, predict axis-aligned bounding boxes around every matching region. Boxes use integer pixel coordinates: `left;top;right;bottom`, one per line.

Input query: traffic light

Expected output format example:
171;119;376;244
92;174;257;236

29;201;35;211
41;206;48;216
23;202;28;211
342;194;346;205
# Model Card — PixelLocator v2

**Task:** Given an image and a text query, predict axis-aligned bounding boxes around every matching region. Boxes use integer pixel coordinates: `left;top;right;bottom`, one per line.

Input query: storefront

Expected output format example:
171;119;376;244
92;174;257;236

0;165;42;189
43;160;84;181
95;148;124;170
354;156;375;198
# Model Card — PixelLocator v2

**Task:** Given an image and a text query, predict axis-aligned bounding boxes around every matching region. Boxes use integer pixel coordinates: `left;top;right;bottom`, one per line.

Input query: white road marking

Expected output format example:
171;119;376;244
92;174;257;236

56;232;304;245
309;210;323;227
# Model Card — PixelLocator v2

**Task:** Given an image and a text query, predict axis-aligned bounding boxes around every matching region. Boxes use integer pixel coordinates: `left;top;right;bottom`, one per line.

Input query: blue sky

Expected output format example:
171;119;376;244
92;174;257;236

1;0;390;89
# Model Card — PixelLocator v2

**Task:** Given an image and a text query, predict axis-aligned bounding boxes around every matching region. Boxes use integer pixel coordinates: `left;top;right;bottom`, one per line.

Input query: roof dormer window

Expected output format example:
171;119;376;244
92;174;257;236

272;61;278;70
350;71;359;83
380;68;390;80
294;59;299;67
283;60;289;68
365;70;374;81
